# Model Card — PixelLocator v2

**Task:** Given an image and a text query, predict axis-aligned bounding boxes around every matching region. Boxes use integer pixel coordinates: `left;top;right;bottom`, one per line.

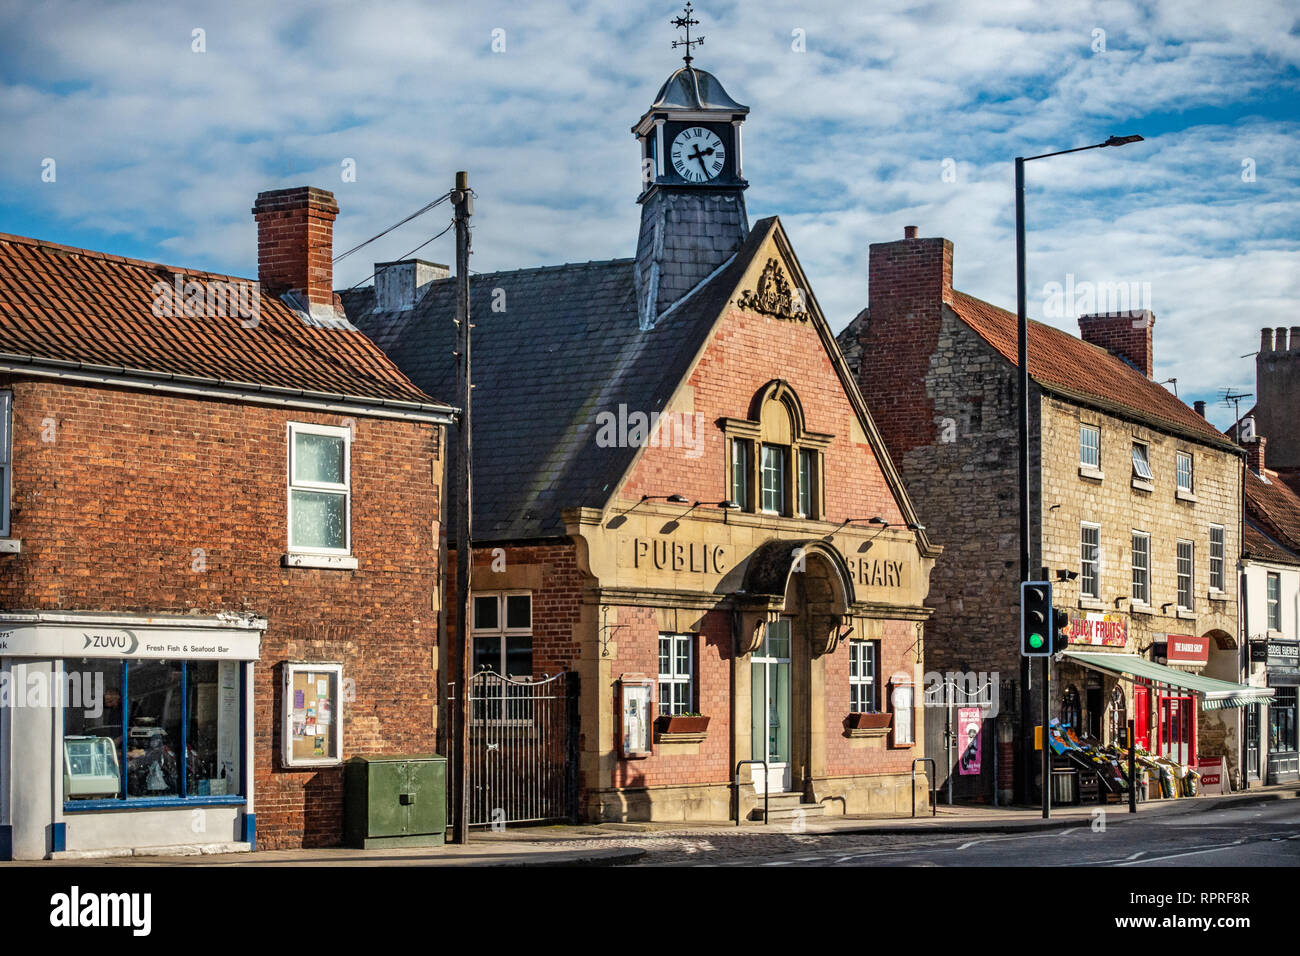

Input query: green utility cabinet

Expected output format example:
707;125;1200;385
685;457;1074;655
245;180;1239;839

345;754;447;849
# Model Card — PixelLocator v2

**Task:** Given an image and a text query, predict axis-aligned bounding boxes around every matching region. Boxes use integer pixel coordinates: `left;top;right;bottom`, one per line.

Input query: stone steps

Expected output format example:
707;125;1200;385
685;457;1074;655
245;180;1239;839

748;791;826;822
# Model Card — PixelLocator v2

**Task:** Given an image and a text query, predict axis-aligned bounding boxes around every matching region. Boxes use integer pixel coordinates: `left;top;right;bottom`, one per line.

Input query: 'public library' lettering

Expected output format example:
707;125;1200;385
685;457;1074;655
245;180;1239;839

633;538;728;574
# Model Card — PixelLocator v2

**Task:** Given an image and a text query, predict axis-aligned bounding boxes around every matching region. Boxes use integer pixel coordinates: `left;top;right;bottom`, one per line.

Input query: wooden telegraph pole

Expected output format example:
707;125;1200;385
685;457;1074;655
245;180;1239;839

452;171;473;845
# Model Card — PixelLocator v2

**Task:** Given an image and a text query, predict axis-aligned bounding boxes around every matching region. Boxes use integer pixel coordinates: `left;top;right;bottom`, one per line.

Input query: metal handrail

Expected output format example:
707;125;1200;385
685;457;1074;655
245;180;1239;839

733;759;770;826
912;757;937;817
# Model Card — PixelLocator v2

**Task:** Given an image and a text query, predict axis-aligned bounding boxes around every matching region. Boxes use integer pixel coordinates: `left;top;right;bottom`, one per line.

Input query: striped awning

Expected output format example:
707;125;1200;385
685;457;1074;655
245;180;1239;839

1061;650;1275;710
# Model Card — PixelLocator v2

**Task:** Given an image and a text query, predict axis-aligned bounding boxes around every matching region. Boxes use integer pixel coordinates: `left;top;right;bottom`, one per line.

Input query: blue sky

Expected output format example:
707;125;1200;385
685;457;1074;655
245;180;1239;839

1;0;1297;431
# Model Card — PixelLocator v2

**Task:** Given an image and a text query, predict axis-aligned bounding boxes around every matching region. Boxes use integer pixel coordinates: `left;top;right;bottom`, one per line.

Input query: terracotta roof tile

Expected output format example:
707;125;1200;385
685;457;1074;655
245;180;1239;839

1245;467;1300;560
948;291;1236;451
0;231;441;407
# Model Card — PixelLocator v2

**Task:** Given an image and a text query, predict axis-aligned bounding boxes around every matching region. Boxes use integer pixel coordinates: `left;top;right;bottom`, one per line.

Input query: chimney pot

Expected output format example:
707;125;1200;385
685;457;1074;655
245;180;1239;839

1193;400;1206;418
904;225;918;239
1276;327;1289;352
1262;328;1275;353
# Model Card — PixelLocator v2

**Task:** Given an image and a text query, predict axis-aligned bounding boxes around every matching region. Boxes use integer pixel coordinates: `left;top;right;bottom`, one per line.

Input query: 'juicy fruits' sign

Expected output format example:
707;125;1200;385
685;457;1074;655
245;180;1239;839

1069;612;1128;647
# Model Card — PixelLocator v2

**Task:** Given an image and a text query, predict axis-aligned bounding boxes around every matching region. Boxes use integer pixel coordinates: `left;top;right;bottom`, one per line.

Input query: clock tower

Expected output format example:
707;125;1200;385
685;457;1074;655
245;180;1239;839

632;4;749;329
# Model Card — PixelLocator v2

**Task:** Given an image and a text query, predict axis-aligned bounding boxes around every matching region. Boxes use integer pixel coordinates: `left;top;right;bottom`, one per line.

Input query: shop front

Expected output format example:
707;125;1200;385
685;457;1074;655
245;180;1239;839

0;611;262;860
1061;649;1273;800
1256;639;1299;783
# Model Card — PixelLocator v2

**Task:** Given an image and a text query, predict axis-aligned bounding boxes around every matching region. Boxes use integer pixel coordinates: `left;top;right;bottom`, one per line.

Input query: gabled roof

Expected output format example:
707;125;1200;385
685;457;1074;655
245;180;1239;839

1245;467;1300;563
347;237;747;539
947;291;1239;452
0;232;448;416
348;217;935;548
1244;521;1298;566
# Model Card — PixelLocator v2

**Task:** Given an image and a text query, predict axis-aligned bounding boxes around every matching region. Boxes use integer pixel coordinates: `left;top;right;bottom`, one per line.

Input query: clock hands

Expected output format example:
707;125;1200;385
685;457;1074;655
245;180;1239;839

687;142;716;180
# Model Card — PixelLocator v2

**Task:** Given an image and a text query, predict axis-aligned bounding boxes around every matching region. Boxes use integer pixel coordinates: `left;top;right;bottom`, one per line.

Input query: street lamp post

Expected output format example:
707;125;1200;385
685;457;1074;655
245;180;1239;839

1015;134;1144;818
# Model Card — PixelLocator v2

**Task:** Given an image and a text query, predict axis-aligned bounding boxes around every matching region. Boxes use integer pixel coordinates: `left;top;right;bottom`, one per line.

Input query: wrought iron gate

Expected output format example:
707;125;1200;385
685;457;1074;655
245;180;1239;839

460;670;579;826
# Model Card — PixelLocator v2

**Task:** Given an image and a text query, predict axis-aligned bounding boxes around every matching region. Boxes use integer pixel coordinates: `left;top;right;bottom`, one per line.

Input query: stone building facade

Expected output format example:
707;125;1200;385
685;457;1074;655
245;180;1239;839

839;228;1247;799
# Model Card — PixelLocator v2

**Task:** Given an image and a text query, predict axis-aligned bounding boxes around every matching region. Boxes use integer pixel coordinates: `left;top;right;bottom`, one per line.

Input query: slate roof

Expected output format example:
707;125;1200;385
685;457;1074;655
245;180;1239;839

0;232;444;410
1244;467;1300;564
347;220;777;541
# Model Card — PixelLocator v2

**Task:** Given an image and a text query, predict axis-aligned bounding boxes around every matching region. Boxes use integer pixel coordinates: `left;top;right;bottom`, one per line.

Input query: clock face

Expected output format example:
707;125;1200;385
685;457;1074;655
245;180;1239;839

671;126;726;183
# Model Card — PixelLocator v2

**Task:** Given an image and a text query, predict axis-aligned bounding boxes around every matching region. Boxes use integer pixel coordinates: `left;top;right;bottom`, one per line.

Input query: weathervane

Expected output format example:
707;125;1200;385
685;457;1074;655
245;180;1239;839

671;2;704;67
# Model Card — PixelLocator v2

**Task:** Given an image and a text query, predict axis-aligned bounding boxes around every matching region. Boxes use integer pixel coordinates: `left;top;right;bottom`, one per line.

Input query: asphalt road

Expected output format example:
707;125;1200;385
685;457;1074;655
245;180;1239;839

636;800;1300;867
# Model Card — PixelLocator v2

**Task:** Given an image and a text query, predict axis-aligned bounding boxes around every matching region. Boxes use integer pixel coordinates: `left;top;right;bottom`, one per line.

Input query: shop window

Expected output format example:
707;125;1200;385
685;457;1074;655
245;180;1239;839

1269;688;1296;754
1267;573;1282;632
657;633;694;715
1079;423;1100;469
1131;531;1150;604
1080;523;1101;599
849;640;878;713
1060;685;1081;730
1176;452;1193;493
1176;540;1194;610
0;391;10;537
1209;525;1225;592
760;443;788;514
63;658;243;804
471;591;533;679
1131;441;1152;481
729;438;752;511
288;422;351;554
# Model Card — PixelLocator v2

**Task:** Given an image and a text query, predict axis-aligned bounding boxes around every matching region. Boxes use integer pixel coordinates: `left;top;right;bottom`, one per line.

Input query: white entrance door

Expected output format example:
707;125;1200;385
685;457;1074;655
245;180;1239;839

751;619;792;793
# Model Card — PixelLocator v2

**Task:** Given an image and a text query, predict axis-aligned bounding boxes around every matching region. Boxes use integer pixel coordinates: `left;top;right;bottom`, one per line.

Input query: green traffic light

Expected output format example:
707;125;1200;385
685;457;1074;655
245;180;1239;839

1029;633;1045;649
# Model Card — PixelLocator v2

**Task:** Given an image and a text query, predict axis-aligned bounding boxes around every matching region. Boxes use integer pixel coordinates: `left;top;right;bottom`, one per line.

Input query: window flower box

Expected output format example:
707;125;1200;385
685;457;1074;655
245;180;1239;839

845;712;892;733
660;712;712;743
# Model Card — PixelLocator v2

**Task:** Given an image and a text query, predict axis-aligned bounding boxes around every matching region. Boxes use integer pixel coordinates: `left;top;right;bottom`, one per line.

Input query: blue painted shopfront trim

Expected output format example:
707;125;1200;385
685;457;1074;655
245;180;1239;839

64;795;246;812
51;822;66;852
240;813;256;850
0;824;11;860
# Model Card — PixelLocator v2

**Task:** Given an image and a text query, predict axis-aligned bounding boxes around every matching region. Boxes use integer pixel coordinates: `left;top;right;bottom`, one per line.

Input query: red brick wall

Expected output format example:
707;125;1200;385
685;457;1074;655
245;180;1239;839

0;377;441;849
824;619;919;776
620;304;905;526
610;607;733;789
853;234;954;468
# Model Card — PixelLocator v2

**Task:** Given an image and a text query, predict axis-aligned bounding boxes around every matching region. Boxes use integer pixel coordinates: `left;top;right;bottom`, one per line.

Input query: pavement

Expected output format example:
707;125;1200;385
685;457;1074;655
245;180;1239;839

18;783;1298;867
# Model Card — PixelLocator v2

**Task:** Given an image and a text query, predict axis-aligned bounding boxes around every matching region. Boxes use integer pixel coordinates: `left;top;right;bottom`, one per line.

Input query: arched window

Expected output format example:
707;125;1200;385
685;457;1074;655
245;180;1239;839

720;381;832;519
1060;685;1081;730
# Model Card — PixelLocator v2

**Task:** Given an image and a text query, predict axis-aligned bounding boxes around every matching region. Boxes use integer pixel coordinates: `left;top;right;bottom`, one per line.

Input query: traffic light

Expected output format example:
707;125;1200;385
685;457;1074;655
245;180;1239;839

1051;608;1071;654
1020;581;1052;657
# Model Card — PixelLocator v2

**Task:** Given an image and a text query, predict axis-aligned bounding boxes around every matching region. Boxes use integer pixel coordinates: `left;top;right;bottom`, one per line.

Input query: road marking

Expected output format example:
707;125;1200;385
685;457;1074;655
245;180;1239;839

1118;839;1246;866
1126;851;1146;861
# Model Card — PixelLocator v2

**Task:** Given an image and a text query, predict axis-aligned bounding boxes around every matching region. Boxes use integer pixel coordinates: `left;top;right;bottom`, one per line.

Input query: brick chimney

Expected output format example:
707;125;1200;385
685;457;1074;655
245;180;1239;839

868;227;954;315
853;228;955;466
252;186;340;315
1078;310;1155;378
1246;436;1267;474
